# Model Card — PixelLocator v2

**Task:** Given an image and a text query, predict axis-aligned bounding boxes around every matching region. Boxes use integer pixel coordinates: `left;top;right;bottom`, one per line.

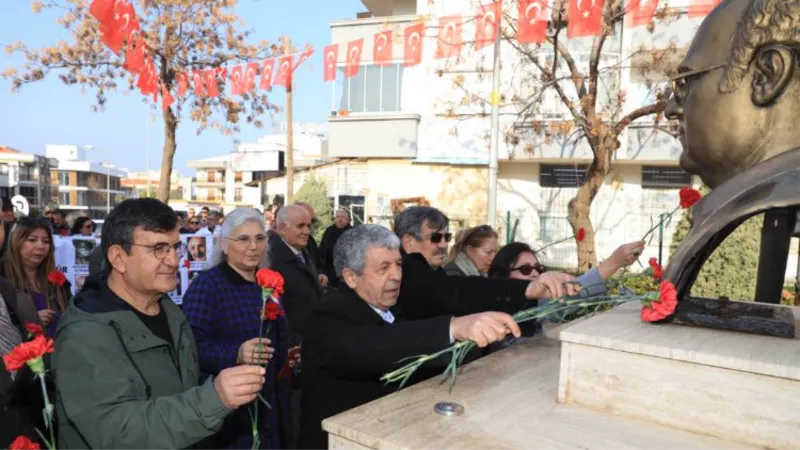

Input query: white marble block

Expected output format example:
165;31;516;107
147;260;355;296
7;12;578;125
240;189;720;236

558;302;800;450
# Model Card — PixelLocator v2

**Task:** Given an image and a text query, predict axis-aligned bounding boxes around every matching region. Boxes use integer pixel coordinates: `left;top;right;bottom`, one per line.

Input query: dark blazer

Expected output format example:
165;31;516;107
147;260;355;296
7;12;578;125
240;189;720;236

268;234;323;340
397;252;533;321
318;224;351;288
298;285;452;449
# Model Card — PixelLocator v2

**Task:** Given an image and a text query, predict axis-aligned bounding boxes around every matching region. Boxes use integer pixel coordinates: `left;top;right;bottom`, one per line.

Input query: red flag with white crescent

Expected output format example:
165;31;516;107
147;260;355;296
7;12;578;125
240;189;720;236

177;72;188;97
101;1;140;55
627;0;658;27
204;69;219;97
293;46;314;71
242;62;258;93
436;16;463;60
191;70;204;96
273;55;294;88
568;0;604;38
373;31;393;66
518;0;548;44
122;34;145;73
323;44;338;82
230;65;244;95
403;23;424;67
688;0;721;17
344;39;364;78
89;0;114;25
475;1;501;51
259;58;275;91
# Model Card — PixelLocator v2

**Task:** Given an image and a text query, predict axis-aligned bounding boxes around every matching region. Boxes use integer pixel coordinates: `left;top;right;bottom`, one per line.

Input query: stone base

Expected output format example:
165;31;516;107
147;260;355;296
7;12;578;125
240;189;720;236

559;302;800;450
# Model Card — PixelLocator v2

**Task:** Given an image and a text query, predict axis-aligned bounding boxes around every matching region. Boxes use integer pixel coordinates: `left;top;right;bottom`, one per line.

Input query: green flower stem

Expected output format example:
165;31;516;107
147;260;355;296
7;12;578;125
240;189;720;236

39;372;55;450
251;287;271;450
641;205;679;244
381;294;646;392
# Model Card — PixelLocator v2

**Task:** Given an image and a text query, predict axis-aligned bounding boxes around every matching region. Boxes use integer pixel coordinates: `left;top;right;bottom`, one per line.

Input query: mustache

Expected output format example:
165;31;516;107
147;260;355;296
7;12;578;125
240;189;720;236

384;283;401;291
434;248;447;256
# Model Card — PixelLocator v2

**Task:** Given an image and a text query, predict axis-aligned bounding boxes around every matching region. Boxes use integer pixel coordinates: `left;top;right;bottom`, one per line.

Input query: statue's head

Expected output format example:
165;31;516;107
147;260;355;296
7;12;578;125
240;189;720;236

666;0;800;188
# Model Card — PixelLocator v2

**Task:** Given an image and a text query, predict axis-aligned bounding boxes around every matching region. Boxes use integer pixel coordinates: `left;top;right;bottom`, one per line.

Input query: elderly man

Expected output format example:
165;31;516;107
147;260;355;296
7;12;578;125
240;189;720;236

294;201;326;287
53;199;266;448
393;206;579;321
198;207;222;235
298;224;521;449
319;208;352;289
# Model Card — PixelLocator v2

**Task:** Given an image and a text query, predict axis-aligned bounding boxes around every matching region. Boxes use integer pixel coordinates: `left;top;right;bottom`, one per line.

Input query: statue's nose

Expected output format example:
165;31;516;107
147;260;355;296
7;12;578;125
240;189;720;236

664;90;682;120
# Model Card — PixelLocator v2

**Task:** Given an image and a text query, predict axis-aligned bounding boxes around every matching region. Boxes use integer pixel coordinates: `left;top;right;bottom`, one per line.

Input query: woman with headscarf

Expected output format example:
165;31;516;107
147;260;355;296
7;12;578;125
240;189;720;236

182;208;293;449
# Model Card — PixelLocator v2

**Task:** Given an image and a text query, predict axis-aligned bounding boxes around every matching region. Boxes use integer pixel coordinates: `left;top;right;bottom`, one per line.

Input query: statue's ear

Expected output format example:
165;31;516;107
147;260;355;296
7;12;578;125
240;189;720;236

751;44;795;107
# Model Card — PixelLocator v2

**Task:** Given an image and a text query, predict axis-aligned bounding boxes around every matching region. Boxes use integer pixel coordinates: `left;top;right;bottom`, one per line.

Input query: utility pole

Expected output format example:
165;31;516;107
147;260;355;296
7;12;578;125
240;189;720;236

146;112;151;198
284;36;295;204
486;0;502;228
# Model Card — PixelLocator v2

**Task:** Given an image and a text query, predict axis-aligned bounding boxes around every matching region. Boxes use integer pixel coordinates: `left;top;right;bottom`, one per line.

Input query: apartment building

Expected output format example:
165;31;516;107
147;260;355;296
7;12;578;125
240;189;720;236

121;170;193;203
0;145;57;213
46;145;127;219
301;0;708;268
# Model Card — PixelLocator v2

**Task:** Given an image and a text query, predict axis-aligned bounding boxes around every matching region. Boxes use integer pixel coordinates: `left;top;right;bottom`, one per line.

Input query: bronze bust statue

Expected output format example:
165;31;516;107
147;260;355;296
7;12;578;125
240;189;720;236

664;0;800;338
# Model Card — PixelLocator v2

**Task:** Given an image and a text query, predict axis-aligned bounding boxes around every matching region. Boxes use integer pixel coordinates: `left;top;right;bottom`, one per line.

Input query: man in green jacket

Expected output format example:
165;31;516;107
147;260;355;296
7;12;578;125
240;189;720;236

54;198;266;449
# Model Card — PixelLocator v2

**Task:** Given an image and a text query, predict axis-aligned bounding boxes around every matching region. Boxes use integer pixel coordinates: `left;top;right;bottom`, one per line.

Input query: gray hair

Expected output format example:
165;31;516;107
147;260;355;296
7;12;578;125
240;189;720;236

335;208;349;216
393;206;449;240
209;207;269;269
275;204;306;228
334;224;400;277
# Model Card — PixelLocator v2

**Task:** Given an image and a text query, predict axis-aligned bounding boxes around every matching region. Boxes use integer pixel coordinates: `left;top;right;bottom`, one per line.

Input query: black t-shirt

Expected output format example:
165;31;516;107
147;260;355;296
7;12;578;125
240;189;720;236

132;306;174;348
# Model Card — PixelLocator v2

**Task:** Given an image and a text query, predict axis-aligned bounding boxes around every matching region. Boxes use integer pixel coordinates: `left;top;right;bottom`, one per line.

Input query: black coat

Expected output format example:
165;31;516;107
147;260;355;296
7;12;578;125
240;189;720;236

298;285;452;449
267;234;323;341
318;224;351;288
396;252;533;321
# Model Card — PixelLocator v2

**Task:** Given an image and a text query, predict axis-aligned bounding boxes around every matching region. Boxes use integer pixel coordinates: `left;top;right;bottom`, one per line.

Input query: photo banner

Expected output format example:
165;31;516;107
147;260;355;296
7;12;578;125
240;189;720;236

54;234;215;305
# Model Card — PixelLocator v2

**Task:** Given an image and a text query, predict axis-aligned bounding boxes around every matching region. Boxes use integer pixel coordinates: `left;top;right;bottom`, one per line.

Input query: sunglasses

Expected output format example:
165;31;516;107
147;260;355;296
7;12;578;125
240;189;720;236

428;232;452;244
189;221;199;225
511;263;547;277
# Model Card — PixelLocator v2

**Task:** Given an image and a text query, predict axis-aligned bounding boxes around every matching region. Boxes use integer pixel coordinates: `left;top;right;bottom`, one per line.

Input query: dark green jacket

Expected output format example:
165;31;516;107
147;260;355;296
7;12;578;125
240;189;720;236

53;275;231;449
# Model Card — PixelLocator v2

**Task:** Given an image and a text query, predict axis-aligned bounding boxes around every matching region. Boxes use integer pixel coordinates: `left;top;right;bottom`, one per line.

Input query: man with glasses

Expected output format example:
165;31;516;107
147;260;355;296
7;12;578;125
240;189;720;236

53;198;266;449
393;206;581;321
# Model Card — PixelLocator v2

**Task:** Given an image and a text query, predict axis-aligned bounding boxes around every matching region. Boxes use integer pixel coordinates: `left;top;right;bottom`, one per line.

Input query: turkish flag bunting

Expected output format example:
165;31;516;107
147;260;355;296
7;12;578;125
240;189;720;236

89;0;114;25
177;72;188;97
373;31;393;66
344;39;364;78
100;1;140;55
137;59;158;97
568;0;604;38
627;0;658;27
242;62;259;93
293;46;314;71
436;16;463;60
191;71;204;96
323;44;339;82
688;0;721;17
273;55;294;88
259;59;275;90
230;65;244;95
403;23;424;67
122;34;145;73
204;69;220;97
518;0;548;44
161;85;174;111
475;1;501;51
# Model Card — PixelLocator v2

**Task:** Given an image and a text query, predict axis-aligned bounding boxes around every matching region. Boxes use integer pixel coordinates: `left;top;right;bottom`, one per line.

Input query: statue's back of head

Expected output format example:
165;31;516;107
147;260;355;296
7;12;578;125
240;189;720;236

665;0;800;189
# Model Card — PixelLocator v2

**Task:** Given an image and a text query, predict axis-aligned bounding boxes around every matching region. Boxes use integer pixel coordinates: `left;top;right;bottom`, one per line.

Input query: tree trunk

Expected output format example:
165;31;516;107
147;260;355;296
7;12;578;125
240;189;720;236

567;133;617;272
157;107;178;203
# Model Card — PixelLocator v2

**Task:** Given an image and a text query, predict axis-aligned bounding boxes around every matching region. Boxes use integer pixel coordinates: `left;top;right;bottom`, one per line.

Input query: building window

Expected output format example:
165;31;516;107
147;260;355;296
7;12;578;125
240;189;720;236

58;172;70;185
234;188;243;202
235;171;243;182
59;193;70;205
77;191;88;206
0;164;8;174
338;195;366;225
539;164;589;188
338;63;403;113
639;166;692;242
208;190;216;201
207;171;216;183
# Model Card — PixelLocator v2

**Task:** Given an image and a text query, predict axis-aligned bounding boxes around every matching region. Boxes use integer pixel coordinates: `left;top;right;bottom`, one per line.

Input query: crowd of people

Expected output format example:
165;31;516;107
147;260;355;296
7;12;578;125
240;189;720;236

0;197;643;449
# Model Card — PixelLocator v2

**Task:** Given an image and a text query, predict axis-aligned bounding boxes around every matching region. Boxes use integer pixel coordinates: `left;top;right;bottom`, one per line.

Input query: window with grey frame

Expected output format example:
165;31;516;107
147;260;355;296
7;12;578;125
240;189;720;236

338;64;403;113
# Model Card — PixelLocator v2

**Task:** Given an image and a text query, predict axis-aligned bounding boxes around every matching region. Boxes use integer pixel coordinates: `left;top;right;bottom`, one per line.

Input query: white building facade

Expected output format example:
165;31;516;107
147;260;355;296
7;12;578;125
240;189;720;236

0;146;57;213
323;0;706;268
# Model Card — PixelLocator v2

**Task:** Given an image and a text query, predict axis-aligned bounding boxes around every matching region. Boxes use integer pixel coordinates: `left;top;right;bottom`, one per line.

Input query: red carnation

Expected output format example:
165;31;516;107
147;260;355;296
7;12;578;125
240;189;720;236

648;257;664;280
24;323;43;337
256;268;285;296
641;280;678;322
575;227;586;242
261;301;285;321
47;270;66;287
9;435;40;450
679;186;702;209
2;335;54;373
184;259;191;269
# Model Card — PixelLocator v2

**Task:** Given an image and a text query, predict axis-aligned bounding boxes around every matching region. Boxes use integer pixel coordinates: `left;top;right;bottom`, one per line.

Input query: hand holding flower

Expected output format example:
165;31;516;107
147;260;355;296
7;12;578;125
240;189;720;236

237;337;274;365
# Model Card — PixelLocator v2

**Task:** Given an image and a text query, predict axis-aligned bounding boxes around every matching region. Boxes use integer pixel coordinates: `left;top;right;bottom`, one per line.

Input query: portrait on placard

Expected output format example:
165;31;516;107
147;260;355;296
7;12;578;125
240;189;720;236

186;235;207;262
72;238;96;266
